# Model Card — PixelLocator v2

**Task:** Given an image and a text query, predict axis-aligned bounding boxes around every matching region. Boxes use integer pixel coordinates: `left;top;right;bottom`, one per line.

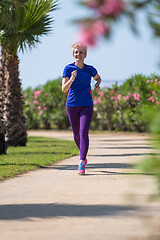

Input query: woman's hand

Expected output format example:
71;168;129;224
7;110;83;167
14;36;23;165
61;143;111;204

95;82;100;92
71;70;77;81
62;70;77;93
93;73;101;92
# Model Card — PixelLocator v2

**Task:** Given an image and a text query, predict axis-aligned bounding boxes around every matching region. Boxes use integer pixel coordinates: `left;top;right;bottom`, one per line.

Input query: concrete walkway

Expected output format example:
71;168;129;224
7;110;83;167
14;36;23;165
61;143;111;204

0;130;160;240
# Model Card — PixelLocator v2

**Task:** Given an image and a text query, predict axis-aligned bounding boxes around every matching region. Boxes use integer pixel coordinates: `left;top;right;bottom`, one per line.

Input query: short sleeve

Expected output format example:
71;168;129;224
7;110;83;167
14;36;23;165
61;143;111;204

91;66;98;77
62;66;71;78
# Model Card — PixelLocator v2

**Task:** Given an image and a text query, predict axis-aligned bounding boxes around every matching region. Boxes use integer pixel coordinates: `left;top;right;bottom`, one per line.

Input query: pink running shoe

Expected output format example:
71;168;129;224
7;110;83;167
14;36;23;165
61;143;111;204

84;158;87;166
77;161;85;175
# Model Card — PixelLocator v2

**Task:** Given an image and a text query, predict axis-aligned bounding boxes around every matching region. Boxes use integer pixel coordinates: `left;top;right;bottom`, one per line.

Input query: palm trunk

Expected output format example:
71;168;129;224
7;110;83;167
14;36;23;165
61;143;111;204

3;51;27;146
0;48;7;154
0;120;6;154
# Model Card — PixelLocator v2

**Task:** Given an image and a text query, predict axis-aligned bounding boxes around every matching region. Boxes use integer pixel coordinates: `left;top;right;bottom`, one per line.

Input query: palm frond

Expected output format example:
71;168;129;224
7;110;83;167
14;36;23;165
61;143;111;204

22;0;57;30
0;0;30;31
0;0;59;54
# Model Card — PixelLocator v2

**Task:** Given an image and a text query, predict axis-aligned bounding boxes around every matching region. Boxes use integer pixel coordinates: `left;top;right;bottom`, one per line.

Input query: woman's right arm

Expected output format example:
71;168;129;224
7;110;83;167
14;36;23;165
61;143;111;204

62;70;77;93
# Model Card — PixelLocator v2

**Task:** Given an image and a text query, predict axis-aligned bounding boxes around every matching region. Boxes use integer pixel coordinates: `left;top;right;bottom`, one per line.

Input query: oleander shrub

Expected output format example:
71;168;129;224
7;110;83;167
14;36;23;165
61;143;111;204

92;73;160;131
23;73;160;131
23;78;69;129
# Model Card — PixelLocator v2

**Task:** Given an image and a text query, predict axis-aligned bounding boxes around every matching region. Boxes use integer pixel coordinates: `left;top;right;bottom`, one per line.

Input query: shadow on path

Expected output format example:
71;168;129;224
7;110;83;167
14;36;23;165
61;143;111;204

0;203;141;220
87;163;133;169
46;163;133;171
99;139;152;142
93;146;152;150
89;153;157;157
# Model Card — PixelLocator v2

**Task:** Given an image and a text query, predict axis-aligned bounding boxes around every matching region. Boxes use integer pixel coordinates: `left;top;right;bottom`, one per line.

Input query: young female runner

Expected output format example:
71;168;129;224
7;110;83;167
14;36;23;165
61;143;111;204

62;42;101;174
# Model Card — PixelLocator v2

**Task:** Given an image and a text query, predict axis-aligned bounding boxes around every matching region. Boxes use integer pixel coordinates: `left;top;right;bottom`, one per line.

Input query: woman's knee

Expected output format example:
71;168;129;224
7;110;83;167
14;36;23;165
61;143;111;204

80;129;88;139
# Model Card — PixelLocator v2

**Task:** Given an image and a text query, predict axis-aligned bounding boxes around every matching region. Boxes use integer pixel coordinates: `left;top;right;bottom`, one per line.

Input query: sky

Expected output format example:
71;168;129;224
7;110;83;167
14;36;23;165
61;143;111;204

19;0;160;90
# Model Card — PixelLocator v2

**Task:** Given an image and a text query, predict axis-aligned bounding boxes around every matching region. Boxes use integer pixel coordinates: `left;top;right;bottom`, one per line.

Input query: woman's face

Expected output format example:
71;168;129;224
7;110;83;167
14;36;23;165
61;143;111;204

73;46;86;63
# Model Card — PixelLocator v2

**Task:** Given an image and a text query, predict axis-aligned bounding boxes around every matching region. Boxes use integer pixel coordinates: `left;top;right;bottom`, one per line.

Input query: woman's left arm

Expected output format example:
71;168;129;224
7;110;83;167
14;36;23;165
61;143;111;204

93;74;101;91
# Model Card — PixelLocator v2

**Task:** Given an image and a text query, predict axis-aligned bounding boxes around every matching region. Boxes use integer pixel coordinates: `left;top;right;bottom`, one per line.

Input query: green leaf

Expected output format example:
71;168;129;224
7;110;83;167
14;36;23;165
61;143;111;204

0;0;59;54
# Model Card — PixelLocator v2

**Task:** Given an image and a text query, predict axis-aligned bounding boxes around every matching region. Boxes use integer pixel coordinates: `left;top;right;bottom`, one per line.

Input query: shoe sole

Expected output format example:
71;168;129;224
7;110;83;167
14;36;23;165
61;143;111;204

77;171;85;175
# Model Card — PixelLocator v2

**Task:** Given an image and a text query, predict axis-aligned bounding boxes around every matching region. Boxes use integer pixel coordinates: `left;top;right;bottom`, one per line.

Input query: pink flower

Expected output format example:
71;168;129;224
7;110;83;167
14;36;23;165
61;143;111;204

152;91;155;95
37;106;41;110
94;100;98;105
156;101;160;105
99;0;125;17
123;96;127;101
34;90;42;99
98;91;104;96
123;96;129;101
117;94;121;100
147;80;150;83
78;28;96;46
86;0;126;17
77;19;110;46
111;96;115;100
98;97;102;103
149;96;153;101
43;107;47;111
94;95;102;104
33;100;39;105
133;93;140;101
39;111;43;115
94;96;98;105
92;20;109;36
155;79;158;82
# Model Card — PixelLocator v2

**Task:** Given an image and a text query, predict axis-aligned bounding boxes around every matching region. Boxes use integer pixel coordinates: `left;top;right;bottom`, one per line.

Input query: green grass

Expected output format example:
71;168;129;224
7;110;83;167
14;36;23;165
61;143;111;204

0;136;79;181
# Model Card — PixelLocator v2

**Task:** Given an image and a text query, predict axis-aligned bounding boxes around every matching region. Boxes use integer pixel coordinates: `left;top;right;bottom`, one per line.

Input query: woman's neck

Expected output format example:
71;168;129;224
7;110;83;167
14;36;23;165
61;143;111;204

75;61;85;69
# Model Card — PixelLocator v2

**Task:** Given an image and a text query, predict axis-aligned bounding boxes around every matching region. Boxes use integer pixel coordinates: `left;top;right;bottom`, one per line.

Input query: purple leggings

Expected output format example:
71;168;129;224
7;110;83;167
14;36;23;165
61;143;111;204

66;105;93;160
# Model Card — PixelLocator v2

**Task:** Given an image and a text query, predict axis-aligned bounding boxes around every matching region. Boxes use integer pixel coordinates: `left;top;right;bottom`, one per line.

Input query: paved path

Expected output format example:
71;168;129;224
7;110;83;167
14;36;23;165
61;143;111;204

0;130;160;240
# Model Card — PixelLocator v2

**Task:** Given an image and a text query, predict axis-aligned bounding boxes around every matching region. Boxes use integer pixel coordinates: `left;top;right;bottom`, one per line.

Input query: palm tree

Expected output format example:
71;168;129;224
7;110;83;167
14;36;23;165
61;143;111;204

0;0;58;146
0;0;28;153
0;47;7;154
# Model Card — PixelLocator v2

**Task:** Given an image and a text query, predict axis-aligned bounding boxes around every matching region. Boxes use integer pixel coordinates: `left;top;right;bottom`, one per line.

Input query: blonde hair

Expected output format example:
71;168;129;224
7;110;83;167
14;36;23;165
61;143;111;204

72;41;87;54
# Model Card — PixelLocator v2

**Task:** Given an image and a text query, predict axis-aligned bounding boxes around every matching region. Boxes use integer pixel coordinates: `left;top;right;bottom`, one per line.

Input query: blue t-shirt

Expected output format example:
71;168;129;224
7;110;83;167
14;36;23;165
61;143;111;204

62;62;97;106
